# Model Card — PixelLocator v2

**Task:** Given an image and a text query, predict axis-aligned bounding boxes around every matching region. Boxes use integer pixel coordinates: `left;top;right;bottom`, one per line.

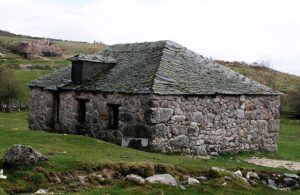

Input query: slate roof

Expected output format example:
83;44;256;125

29;40;281;95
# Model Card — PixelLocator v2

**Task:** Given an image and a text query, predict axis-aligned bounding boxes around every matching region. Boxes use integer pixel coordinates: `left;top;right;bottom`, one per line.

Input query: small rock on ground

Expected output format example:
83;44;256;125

179;184;186;190
145;174;177;186
125;174;145;184
34;189;47;194
234;170;242;177
246;171;260;180
188;177;200;185
267;179;277;190
196;176;208;182
283;173;299;180
0;169;7;179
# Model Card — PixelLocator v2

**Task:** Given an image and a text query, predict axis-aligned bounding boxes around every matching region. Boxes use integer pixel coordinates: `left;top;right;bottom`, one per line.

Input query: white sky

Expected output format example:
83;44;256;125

0;0;300;76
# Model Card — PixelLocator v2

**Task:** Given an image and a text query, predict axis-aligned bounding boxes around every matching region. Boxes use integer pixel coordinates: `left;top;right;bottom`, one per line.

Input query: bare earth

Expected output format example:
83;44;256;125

245;157;300;171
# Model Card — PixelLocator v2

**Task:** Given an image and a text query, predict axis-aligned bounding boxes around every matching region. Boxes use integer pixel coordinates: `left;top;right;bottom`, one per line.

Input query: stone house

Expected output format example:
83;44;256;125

28;41;281;156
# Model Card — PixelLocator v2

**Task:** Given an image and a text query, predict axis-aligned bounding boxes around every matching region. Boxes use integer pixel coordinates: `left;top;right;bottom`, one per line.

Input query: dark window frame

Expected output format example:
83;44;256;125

107;104;120;129
77;98;88;123
54;92;60;123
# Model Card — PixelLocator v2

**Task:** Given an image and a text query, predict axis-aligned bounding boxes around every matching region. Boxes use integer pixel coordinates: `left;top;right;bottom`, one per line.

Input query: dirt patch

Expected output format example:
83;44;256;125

245;157;300;171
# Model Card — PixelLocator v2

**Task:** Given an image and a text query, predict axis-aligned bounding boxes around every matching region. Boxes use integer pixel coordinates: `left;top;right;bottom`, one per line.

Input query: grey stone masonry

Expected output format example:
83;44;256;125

28;88;280;156
28;88;55;130
147;94;280;155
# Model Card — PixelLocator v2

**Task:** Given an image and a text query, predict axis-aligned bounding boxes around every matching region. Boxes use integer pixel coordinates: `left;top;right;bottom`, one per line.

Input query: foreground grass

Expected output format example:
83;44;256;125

0;112;299;194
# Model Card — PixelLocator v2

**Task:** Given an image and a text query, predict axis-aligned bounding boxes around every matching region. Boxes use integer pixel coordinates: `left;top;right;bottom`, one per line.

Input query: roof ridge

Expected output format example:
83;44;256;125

148;41;168;93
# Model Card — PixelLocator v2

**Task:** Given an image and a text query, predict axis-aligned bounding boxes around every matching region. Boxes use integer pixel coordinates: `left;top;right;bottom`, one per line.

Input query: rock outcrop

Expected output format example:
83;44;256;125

3;145;48;166
14;39;62;59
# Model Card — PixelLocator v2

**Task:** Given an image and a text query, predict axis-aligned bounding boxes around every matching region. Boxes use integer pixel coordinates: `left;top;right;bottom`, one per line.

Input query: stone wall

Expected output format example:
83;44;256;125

28;88;280;156
147;95;280;155
28;88;55;130
58;91;151;145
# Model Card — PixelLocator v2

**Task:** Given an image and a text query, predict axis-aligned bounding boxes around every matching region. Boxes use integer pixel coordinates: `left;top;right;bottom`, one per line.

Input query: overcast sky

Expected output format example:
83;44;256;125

0;0;299;76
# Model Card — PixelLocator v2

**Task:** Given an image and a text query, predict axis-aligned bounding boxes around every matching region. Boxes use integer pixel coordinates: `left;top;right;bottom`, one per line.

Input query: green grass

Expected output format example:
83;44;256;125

0;112;299;194
15;69;52;103
0;112;298;172
277;118;300;161
78;181;299;195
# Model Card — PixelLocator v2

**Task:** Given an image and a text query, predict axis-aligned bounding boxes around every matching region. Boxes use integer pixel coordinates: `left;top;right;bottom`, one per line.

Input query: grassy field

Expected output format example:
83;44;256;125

0;34;106;57
15;69;52;103
0;112;299;194
0;31;106;69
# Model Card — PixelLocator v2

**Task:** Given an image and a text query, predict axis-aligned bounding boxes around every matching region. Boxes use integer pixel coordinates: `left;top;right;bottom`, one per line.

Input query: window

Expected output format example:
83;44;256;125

54;92;60;123
108;104;119;129
77;99;87;123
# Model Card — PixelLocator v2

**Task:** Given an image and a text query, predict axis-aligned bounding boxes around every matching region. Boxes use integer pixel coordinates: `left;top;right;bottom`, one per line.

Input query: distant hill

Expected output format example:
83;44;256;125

216;60;300;112
0;29;106;65
216;60;300;94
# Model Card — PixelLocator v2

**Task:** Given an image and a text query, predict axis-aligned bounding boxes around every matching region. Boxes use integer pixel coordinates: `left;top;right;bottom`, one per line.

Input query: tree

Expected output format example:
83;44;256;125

0;66;23;111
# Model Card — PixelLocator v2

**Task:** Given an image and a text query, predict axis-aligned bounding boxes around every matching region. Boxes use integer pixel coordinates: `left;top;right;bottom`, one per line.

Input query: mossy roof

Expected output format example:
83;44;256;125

29;40;281;95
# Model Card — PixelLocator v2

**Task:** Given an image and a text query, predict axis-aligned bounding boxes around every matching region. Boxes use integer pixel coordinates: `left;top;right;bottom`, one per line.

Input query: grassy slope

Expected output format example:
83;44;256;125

0;32;106;66
216;60;300;94
15;70;52;102
216;61;300;112
0;112;299;194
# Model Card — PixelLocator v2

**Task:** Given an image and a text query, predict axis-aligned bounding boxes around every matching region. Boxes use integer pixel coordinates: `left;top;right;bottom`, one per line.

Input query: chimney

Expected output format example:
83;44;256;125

69;54;117;83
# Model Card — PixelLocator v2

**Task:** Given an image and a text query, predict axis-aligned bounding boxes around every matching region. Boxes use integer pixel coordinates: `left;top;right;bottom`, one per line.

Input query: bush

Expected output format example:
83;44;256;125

0;66;23;111
30;173;47;185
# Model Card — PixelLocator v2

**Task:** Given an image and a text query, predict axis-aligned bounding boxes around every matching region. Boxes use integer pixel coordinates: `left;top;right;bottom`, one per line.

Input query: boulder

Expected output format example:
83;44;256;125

187;177;200;185
3;145;47;166
145;174;177;186
126;174;145;184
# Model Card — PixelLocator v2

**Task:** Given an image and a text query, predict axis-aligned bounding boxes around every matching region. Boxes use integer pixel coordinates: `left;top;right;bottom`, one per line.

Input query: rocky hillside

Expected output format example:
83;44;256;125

0;29;106;66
